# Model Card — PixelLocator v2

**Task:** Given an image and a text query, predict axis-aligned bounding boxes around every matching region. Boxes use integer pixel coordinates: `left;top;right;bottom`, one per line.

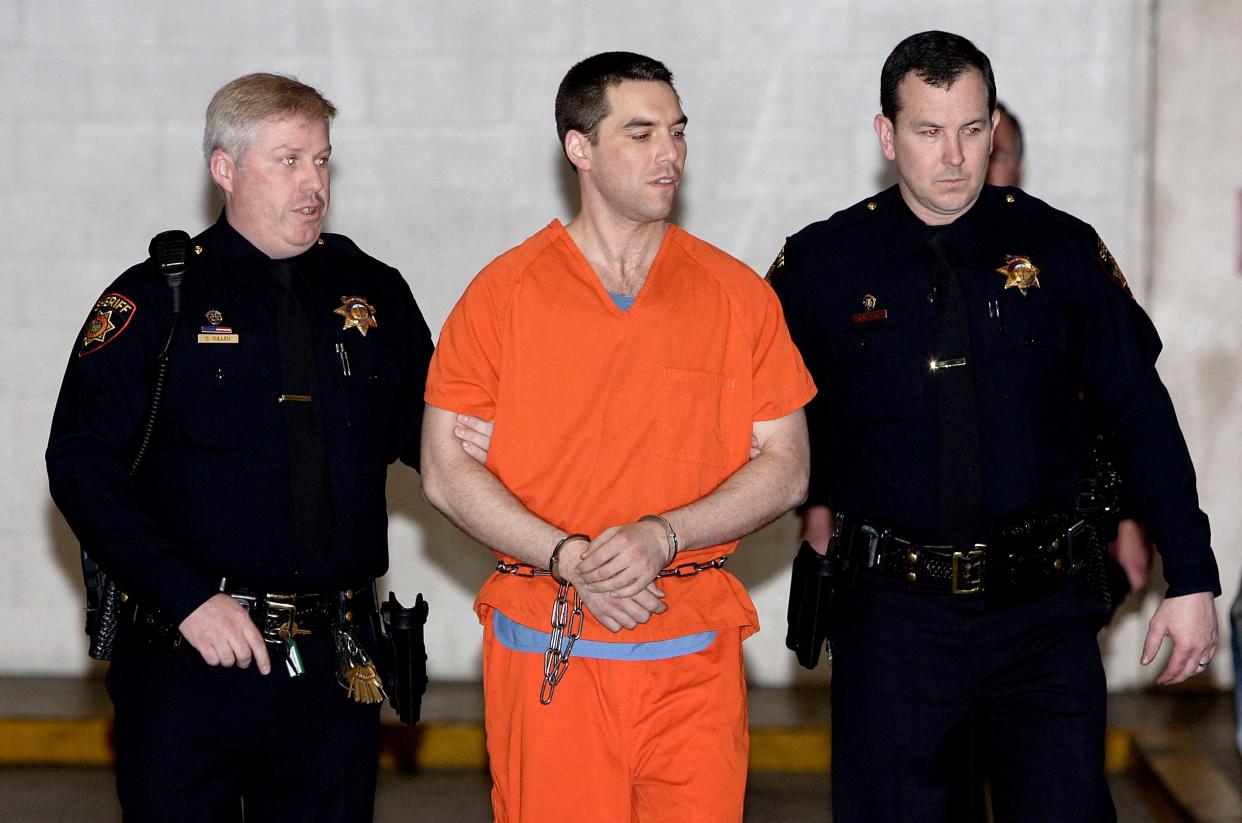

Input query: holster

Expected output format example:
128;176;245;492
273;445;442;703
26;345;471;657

82;551;121;660
378;591;430;726
785;540;841;670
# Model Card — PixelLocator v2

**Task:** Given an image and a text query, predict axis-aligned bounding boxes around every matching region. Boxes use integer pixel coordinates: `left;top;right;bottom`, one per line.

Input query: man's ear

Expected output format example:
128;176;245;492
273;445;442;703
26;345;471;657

874;114;897;162
564;130;592;173
209;148;239;194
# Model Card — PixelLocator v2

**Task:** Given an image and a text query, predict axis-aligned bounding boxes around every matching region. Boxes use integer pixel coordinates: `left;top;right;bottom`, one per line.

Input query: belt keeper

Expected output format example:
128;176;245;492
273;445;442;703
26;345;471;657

549;533;589;585
640;514;679;566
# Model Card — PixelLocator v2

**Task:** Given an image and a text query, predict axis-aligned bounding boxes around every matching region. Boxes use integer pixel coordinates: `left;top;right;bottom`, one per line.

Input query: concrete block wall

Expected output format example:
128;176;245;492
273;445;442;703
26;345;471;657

6;0;1219;689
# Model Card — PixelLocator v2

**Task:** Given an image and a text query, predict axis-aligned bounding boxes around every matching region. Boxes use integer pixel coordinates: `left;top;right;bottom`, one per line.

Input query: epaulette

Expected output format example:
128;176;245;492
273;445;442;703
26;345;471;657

987;185;1092;235
987;186;1133;298
789;190;890;247
315;232;364;256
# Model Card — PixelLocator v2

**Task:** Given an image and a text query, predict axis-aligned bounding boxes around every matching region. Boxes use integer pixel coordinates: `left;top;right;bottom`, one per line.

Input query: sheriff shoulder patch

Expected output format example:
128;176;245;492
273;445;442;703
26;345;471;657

1096;236;1133;299
765;245;786;286
78;292;137;357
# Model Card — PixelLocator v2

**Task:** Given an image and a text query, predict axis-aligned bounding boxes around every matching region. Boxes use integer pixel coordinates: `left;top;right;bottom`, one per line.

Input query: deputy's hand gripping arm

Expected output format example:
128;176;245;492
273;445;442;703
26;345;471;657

420;405;666;632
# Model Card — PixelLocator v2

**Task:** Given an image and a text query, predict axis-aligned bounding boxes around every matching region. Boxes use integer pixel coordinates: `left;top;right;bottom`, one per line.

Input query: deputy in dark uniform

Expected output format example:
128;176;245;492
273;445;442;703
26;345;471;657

771;32;1220;822
46;73;433;822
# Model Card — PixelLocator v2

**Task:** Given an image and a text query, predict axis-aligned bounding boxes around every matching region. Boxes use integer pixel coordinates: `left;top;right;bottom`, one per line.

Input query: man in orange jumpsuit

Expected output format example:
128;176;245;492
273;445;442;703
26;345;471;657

420;52;815;822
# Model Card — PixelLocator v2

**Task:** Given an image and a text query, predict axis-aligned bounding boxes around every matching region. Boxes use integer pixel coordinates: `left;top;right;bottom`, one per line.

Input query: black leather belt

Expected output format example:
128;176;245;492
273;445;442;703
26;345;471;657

121;585;376;648
836;514;1095;596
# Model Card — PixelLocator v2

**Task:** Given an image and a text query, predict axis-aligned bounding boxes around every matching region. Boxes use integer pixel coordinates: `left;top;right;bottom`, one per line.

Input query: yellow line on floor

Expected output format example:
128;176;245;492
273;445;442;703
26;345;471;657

749;728;831;773
0;717;1136;777
0;718;114;766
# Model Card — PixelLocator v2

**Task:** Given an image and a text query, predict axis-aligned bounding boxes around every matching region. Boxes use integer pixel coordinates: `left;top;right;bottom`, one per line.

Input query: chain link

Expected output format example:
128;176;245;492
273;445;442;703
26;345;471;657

493;555;728;704
495;555;728;580
656;555;728;578
539;580;584;704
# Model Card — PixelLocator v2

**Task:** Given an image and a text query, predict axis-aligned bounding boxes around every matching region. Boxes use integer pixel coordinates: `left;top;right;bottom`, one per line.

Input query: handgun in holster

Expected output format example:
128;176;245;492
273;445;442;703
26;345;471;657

785;535;850;670
377;591;430;726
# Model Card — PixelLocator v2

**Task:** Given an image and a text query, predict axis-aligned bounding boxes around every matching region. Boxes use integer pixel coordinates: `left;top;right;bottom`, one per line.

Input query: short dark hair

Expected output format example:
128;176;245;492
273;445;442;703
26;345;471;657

880;31;996;123
995;100;1024;159
555;51;676;160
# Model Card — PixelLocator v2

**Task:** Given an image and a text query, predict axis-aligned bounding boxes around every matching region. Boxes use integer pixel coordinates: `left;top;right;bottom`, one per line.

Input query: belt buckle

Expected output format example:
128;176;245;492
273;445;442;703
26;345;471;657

262;594;310;642
951;547;986;594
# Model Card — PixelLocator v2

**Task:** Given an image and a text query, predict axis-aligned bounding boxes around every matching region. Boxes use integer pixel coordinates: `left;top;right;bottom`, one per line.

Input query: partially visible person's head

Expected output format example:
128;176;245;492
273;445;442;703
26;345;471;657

555;52;677;167
880;31;995;124
987;101;1024;187
205;74;337;259
874;31;998;225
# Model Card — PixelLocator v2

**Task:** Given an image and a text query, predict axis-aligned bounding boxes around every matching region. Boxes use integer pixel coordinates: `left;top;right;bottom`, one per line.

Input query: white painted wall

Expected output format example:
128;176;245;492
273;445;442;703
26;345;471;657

1140;0;1242;689
3;0;1231;690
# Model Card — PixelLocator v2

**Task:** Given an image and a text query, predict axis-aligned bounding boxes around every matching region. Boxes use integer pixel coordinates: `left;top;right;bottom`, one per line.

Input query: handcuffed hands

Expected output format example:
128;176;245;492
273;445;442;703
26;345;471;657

559;534;667;632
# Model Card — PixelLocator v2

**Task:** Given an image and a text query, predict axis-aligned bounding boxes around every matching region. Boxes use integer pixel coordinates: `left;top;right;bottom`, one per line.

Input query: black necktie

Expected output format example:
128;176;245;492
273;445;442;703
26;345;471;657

272;260;333;560
926;232;984;547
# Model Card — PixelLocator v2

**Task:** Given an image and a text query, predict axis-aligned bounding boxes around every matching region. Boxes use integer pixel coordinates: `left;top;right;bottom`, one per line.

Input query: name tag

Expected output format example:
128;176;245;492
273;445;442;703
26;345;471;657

852;309;888;325
198;333;239;344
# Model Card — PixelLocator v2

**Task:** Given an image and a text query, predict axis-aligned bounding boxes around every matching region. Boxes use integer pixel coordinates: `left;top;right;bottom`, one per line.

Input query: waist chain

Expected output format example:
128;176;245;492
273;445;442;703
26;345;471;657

495;555;728;704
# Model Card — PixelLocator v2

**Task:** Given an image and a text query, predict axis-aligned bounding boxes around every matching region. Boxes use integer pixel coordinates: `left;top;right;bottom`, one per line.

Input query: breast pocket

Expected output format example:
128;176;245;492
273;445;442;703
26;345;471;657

836;322;918;424
165;345;276;451
654;367;737;467
1004;306;1072;394
338;338;404;457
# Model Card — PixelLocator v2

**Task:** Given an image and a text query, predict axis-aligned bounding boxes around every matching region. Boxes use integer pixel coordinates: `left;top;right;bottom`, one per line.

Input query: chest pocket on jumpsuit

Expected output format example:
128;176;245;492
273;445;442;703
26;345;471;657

654;366;737;467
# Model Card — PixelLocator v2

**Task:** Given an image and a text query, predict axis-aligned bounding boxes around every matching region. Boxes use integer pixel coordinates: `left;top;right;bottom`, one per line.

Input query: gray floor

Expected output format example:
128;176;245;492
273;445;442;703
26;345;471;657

0;766;1188;822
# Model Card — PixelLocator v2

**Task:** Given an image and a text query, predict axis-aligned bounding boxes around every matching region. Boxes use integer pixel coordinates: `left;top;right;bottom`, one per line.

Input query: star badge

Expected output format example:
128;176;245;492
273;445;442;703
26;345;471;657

334;296;377;336
83;309;116;347
995;255;1041;297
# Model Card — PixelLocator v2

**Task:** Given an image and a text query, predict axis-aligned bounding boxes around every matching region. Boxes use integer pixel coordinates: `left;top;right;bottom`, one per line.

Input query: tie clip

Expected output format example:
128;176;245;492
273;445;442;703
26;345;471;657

929;358;967;371
278;394;312;403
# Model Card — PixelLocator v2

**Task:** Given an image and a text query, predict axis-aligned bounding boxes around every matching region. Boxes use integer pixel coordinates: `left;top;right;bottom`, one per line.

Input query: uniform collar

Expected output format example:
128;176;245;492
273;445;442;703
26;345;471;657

209;211;322;267
885;186;989;264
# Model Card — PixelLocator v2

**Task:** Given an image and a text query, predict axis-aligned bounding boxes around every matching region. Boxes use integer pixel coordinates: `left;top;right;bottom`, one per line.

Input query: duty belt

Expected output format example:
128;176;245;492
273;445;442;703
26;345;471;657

122;586;376;648
836;514;1095;595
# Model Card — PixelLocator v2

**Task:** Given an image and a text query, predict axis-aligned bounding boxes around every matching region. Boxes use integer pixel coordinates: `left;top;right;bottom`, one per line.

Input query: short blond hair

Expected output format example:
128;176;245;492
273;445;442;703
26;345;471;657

203;73;337;166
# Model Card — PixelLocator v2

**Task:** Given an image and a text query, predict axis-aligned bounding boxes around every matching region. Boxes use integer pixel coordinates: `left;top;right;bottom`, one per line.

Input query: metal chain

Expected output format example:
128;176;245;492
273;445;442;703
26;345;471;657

539;580;584;704
493;555;728;705
655;555;728;578
495;555;728;580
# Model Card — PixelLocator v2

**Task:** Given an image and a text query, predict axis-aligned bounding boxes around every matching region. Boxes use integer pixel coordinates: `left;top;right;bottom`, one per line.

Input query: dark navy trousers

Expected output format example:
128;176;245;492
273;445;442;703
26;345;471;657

108;631;381;823
830;571;1117;823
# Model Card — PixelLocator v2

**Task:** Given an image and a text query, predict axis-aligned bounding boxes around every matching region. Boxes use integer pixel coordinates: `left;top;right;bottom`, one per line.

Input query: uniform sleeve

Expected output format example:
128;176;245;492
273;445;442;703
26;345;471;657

1077;235;1219;597
772;240;834;511
46;279;217;624
748;275;817;422
424;267;505;418
393;272;436;472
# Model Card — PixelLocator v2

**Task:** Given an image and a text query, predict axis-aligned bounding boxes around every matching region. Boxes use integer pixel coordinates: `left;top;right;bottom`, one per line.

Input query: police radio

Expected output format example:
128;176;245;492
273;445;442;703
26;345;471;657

82;230;191;660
